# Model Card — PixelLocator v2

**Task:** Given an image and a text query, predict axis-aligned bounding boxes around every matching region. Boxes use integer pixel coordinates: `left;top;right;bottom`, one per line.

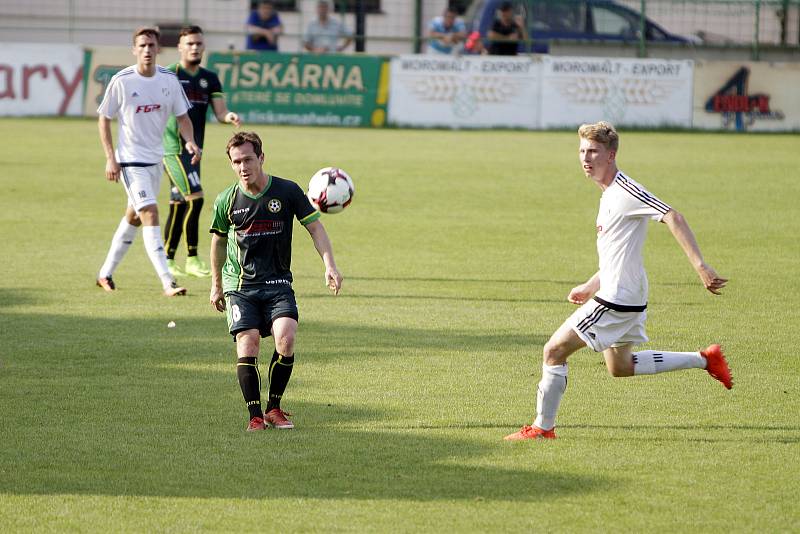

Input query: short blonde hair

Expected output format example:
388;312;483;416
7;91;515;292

578;121;619;152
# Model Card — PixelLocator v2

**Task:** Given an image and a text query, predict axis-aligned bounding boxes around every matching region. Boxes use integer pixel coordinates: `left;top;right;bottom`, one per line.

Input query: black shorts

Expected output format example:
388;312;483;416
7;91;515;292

224;286;299;340
163;152;202;202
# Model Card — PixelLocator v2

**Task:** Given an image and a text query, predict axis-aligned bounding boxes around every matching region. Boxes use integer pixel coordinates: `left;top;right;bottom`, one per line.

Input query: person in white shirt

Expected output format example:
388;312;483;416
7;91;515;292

303;0;353;53
96;27;200;296
505;121;732;441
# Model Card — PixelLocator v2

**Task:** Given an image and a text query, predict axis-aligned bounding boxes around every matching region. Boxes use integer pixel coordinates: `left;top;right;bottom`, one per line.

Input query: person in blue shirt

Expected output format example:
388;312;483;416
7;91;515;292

246;0;283;51
427;7;466;54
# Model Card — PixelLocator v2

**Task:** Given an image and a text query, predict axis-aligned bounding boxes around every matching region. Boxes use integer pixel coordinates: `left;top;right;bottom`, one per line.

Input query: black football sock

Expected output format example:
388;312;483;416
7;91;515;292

184;197;204;257
164;201;187;260
266;351;294;411
236;356;262;419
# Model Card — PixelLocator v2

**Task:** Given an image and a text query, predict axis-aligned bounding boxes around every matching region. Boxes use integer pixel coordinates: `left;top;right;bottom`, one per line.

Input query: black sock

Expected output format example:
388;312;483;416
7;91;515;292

266;351;294;411
185;197;204;257
236;356;262;419
164;201;187;260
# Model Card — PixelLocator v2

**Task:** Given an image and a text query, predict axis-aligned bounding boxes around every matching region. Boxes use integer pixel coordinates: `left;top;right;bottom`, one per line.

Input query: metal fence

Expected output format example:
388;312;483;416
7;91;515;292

0;0;798;58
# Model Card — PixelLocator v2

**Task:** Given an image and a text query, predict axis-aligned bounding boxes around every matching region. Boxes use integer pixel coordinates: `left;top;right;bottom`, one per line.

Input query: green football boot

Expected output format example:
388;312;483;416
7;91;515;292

167;259;186;277
185;256;211;278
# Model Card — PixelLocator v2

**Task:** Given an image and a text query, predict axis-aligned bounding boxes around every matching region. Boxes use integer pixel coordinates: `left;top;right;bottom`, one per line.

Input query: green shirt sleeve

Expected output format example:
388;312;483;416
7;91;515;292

210;186;235;235
292;182;320;225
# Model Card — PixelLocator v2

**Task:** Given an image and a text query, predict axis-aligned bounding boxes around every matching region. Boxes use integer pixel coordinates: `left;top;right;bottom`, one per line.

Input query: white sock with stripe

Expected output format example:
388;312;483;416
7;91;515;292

99;217;138;279
633;350;706;375
142;225;175;290
533;363;568;431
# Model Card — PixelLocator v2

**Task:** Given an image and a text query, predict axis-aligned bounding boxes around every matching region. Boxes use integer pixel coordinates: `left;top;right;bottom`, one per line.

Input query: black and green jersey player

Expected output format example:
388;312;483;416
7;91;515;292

162;25;241;278
210;131;343;432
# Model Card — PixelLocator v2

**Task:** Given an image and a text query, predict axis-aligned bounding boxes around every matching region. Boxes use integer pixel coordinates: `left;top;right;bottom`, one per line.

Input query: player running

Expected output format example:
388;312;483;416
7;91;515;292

210;131;342;432
162;25;241;279
96;27;199;296
505;121;732;441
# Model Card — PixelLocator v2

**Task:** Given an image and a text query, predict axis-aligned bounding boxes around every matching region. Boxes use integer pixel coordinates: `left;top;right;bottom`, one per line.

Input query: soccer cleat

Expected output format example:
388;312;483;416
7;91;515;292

264;408;294;429
504;425;557;441
96;276;116;292
247;416;267;432
166;259;186;277
701;344;733;390
185;256;211;278
164;281;187;297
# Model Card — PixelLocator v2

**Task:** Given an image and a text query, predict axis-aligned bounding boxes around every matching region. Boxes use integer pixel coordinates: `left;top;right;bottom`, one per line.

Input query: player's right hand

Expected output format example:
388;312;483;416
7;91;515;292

567;286;592;305
210;286;226;312
105;159;121;182
186;141;202;165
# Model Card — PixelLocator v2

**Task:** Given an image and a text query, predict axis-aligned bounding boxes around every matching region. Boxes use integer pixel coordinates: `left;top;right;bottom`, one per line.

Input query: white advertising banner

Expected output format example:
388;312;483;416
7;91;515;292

388;55;541;129
0;43;85;117
540;56;694;128
693;61;800;132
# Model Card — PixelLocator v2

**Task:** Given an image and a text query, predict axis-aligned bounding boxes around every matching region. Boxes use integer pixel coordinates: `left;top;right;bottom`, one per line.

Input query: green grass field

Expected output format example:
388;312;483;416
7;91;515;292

0;118;798;532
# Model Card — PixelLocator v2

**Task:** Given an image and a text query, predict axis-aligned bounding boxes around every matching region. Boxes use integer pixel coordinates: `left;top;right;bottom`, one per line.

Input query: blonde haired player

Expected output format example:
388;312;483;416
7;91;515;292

505;121;732;441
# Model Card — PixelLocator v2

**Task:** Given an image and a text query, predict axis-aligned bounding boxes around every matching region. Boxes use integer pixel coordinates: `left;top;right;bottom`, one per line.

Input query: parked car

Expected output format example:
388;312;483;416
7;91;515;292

465;0;691;53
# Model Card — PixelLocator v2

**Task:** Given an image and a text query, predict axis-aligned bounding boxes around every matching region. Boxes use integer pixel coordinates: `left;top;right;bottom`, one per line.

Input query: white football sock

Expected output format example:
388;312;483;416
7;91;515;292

633;350;706;375
142;225;175;290
99;218;138;279
533;363;568;431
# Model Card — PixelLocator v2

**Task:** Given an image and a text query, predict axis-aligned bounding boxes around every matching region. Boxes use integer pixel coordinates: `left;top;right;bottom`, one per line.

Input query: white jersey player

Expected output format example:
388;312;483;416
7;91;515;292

96;27;201;296
505;121;732;441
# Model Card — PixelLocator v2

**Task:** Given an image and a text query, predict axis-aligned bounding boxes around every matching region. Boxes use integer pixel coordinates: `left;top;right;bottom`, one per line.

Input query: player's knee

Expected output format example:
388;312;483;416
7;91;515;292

235;331;260;355
275;332;295;355
542;341;567;366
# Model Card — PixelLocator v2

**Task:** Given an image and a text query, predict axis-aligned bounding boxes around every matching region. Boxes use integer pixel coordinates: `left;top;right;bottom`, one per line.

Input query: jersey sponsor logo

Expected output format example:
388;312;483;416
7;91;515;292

232;207;250;215
264;279;290;285
135;104;162;113
239;219;284;237
267;199;282;213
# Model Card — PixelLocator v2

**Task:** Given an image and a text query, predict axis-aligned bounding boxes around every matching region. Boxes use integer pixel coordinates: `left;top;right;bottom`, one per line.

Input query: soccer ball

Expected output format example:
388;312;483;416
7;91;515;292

307;167;354;214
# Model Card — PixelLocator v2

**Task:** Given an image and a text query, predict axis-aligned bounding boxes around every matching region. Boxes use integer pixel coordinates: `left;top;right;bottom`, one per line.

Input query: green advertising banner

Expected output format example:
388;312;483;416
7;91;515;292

207;52;389;128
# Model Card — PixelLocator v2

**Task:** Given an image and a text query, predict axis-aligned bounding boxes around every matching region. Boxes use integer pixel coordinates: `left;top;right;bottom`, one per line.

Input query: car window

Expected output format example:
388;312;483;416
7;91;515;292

591;4;637;37
530;1;585;33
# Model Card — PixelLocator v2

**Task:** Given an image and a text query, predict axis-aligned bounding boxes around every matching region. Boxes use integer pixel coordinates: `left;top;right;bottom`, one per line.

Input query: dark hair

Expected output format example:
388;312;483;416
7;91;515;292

178;25;203;39
133;27;160;45
499;1;514;12
226;131;263;159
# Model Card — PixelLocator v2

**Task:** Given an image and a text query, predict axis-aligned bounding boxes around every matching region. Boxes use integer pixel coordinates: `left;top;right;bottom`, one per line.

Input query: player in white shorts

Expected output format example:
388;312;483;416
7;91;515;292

96;27;201;296
505;121;732;441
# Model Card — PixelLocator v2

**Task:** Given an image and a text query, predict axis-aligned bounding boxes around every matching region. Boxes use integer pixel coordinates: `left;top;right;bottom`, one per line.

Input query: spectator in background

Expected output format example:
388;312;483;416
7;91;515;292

303;0;353;53
246;0;283;51
488;1;528;55
427;7;466;55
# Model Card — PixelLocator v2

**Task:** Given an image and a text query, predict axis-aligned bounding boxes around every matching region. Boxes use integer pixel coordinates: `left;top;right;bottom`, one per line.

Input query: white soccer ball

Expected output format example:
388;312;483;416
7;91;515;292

307;167;355;214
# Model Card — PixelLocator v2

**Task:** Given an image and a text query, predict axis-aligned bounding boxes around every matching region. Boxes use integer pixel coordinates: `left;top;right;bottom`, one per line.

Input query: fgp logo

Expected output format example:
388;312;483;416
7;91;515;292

705;67;784;131
136;104;161;113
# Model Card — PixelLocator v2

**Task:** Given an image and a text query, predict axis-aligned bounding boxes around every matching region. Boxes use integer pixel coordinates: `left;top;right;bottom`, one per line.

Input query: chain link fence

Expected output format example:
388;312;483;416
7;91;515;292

0;0;798;57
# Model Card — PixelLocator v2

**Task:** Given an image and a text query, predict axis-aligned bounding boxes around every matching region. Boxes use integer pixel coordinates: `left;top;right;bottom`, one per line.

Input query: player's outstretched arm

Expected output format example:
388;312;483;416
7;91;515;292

212;98;241;128
209;233;228;312
662;209;728;295
305;220;342;295
98;116;120;182
568;271;600;305
176;114;201;165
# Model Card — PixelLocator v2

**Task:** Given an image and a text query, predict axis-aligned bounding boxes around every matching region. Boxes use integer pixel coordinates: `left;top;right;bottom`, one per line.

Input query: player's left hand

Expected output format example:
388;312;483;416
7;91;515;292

186;141;202;165
225;112;241;128
326;267;342;295
697;263;728;295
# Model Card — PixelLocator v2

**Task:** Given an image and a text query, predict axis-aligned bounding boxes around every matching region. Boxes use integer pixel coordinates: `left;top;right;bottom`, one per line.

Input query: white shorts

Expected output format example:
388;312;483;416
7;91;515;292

119;164;162;213
567;298;649;352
